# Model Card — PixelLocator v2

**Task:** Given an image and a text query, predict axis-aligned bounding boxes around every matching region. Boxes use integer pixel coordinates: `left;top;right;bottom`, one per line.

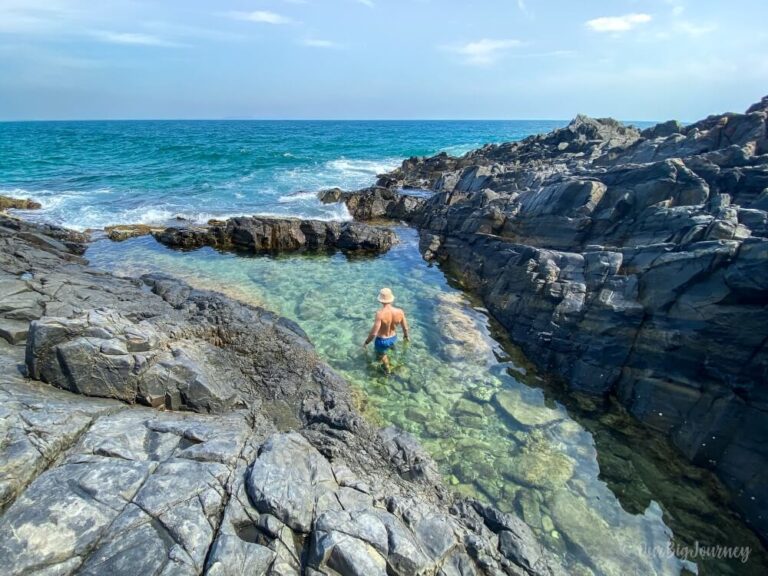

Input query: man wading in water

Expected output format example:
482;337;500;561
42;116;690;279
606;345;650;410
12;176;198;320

363;287;410;372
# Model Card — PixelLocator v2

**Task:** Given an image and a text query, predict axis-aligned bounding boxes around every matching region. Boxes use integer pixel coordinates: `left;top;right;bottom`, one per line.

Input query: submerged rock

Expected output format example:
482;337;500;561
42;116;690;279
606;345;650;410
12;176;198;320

434;292;497;365
499;433;576;491
494;389;564;428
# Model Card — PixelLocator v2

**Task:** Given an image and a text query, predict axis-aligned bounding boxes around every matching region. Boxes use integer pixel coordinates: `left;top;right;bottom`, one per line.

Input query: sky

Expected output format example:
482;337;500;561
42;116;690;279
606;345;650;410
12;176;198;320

0;0;766;121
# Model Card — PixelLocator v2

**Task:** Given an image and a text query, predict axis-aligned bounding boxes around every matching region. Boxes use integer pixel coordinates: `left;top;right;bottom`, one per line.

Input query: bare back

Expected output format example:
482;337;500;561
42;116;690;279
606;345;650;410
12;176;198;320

375;306;405;338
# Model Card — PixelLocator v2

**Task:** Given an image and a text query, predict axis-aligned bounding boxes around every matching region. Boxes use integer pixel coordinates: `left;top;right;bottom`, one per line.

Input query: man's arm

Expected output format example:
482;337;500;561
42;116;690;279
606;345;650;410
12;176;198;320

401;312;410;341
363;313;382;347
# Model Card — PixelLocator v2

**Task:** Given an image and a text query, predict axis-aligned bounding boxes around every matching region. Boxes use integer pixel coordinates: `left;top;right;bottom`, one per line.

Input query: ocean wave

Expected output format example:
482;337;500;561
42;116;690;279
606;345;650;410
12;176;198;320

249;203;352;222
277;191;318;203
0;188;102;213
324;158;400;177
1;155;373;230
441;144;480;157
0;187;38;199
79;204;352;230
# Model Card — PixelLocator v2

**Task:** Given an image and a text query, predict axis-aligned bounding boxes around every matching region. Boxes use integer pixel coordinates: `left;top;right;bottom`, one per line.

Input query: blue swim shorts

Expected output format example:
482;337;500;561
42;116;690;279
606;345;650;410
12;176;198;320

374;335;397;356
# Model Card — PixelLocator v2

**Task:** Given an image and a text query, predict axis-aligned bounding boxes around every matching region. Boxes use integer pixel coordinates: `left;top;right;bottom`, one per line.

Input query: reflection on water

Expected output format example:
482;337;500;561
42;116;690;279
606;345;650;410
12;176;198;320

86;228;766;576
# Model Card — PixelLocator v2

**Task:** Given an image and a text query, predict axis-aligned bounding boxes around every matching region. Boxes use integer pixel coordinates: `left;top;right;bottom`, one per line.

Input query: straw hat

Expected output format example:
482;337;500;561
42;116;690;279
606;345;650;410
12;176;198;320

377;287;395;304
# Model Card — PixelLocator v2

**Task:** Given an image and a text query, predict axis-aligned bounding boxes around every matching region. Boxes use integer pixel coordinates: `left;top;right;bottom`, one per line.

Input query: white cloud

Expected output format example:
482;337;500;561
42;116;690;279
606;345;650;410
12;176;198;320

446;38;522;66
0;0;83;34
91;31;182;47
302;38;343;49
676;21;716;36
585;13;652;33
517;0;529;16
663;0;685;16
355;0;375;7
228;10;294;25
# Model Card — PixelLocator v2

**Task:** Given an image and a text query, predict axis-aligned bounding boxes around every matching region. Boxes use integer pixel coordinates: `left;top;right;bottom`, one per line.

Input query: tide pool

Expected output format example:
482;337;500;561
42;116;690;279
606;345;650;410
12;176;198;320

86;229;767;576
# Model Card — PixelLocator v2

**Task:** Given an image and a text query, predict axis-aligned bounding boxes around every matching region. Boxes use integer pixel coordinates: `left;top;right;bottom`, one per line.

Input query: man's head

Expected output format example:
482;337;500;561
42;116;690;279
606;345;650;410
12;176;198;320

377;287;395;304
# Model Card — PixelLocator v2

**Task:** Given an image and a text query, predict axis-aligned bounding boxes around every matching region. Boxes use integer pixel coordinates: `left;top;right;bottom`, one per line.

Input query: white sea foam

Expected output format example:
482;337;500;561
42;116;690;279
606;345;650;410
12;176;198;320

2;154;382;230
325;158;400;177
0;187;36;199
250;203;352;222
277;191;318;203
0;187;99;210
272;157;401;200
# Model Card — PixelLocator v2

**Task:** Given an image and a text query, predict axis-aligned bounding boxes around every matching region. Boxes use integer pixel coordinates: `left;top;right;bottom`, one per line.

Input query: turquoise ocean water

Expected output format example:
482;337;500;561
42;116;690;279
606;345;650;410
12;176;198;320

2;120;766;575
0;120;565;229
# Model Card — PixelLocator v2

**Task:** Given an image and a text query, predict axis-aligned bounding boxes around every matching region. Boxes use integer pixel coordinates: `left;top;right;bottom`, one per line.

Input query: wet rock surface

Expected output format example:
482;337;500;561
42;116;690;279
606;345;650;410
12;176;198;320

153;215;398;255
0;195;42;211
318;186;427;221
104;223;166;241
326;97;768;540
0;219;564;575
1;213;90;255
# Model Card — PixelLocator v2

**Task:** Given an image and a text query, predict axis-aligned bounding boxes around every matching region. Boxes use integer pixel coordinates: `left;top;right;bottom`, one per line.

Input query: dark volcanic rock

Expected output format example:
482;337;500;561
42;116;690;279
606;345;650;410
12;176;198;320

154;215;398;255
375;152;470;190
373;96;768;540
0;218;560;575
318;186;427;221
0;213;89;255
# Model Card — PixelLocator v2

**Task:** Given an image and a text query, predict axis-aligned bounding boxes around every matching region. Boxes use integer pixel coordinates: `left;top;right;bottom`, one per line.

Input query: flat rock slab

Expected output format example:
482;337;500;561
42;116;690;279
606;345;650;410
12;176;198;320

0;318;29;345
0;407;252;576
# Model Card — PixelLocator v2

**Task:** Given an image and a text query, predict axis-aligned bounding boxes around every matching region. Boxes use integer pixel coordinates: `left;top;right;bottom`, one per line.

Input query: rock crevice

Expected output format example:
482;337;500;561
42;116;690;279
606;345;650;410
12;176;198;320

322;96;768;539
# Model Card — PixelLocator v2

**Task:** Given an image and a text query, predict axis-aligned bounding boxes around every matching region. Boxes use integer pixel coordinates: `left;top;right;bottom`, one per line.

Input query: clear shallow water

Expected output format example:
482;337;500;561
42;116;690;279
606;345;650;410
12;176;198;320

86;232;768;576
0;119;566;230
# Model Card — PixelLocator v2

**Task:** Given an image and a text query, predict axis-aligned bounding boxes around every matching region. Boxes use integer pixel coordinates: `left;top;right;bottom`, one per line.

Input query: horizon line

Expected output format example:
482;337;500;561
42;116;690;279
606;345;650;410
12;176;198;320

0;117;663;124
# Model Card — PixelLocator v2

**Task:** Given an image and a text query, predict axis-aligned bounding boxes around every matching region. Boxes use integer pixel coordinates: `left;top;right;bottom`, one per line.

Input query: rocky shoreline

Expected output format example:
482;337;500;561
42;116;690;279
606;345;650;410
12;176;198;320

321;96;768;542
153;216;397;255
2;96;766;573
0;213;568;575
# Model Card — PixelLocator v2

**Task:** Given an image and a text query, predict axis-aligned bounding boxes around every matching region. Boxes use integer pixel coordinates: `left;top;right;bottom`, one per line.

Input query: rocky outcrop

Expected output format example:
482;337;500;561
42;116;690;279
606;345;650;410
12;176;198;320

318;186;427;221
0;217;563;575
104;223;165;241
343;96;768;540
0;213;89;255
0;195;41;211
153;216;398;255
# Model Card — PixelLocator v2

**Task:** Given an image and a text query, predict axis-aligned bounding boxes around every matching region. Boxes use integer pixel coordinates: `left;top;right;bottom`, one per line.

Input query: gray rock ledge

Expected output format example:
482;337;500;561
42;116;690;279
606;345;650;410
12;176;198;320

0;216;564;575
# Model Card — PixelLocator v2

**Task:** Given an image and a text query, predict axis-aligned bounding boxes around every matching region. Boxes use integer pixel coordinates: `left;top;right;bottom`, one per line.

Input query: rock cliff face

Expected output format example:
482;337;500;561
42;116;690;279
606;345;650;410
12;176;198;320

154;216;398;255
0;217;564;575
327;97;768;540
